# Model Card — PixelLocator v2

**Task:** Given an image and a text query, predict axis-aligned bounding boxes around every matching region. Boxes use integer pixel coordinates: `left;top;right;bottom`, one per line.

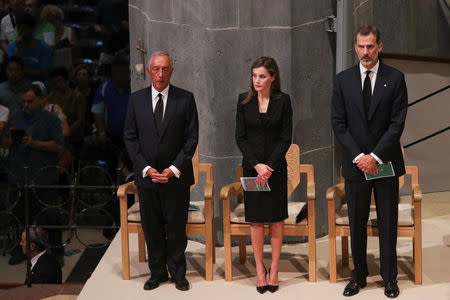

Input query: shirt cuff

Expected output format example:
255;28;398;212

169;165;181;178
142;166;151;178
370;153;383;164
352;153;364;163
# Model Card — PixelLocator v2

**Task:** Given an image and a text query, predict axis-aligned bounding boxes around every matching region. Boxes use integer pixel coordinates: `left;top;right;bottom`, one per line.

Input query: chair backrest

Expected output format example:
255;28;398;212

190;146;199;192
398;147;405;189
286;144;300;198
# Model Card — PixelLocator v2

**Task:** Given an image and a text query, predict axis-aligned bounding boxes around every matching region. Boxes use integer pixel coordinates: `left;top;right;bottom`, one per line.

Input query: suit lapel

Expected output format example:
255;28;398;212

158;84;177;139
351;65;367;119
368;63;387;120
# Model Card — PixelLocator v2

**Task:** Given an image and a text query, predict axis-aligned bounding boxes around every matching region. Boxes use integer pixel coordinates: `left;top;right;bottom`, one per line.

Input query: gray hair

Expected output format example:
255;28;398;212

149;51;173;67
27;227;48;252
41;4;64;23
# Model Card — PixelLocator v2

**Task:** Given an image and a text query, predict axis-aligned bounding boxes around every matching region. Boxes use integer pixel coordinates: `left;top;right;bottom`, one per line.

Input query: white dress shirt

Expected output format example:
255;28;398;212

353;61;383;165
31;250;46;270
142;85;181;179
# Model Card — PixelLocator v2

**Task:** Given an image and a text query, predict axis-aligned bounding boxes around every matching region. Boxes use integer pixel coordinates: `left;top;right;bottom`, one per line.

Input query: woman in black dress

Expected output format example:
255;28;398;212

236;57;292;293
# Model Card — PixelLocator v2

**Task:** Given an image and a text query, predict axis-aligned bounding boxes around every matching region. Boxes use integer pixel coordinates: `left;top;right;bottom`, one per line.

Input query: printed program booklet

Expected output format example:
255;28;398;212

364;162;395;180
240;177;271;191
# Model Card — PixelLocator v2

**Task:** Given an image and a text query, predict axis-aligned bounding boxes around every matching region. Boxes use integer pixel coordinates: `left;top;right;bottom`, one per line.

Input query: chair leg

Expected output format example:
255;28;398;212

329;231;337;283
121;226;130;280
341;236;349;267
224;232;233;281
238;235;246;264
138;230;146;262
414;236;422;284
205;223;214;281
308;227;317;282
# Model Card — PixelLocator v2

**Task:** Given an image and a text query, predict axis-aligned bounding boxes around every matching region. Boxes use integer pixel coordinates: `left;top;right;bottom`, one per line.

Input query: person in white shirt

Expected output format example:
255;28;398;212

0;0;25;54
19;228;62;284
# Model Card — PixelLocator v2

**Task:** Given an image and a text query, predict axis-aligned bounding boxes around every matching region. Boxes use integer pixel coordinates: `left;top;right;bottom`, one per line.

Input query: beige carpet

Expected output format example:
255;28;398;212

78;192;450;300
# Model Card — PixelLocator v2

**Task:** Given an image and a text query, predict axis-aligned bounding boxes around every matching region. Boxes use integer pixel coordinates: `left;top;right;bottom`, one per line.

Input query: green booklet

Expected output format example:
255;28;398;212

240;177;271;191
364;162;395;180
189;204;200;211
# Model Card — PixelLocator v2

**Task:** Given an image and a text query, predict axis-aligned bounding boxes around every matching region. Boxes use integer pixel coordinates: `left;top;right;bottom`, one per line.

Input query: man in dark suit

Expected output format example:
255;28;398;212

20;229;62;284
331;25;408;298
124;51;198;291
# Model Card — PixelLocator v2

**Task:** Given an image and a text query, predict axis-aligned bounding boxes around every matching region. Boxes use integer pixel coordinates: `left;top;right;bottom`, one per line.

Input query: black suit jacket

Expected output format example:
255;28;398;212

236;92;292;172
331;63;408;180
124;84;199;189
28;251;62;284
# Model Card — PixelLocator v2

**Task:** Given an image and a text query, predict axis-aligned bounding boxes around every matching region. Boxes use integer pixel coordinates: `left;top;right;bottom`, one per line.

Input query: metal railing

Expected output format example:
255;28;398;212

0;164;122;287
404;85;450;149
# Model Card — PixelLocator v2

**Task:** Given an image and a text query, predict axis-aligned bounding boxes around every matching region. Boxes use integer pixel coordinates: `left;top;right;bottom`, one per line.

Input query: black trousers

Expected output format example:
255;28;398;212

345;176;399;283
138;182;190;281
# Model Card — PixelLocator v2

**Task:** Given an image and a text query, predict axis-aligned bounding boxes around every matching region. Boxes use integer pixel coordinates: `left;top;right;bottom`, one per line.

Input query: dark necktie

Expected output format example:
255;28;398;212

154;93;163;133
363;70;372;117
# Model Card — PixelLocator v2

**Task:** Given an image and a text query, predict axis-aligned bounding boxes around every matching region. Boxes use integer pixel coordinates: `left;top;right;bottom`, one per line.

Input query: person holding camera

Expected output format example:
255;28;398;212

3;84;63;265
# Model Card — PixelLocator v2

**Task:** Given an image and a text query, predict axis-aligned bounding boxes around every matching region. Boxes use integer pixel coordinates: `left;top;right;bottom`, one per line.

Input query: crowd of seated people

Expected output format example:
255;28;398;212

0;0;130;268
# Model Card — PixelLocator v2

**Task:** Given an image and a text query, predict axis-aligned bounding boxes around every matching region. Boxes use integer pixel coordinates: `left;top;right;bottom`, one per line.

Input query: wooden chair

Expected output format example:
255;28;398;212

327;160;422;284
117;147;215;280
220;144;316;282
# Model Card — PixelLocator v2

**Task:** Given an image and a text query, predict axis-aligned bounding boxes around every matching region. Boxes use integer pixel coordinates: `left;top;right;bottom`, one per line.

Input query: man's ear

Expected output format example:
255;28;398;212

29;242;36;252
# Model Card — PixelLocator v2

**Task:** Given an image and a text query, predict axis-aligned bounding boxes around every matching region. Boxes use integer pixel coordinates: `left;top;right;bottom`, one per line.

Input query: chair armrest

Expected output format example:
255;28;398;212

412;184;422;203
326;186;338;203
326;183;346;203
117;181;137;198
220;182;243;200
306;182;315;201
300;164;315;200
199;163;214;201
118;181;137;225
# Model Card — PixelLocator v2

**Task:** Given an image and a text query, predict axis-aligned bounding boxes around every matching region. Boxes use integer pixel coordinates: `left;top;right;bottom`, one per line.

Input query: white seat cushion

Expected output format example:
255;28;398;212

230;202;307;225
127;201;206;223
335;203;414;226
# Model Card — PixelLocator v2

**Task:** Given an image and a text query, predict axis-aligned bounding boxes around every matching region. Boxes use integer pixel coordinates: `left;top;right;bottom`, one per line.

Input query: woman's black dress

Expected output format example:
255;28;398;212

235;92;293;223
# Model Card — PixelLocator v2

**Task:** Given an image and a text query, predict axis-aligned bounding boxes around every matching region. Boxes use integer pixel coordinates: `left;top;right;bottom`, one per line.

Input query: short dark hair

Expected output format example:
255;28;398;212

7;56;25;68
24;84;43;97
356;25;381;44
51;67;69;81
16;13;37;28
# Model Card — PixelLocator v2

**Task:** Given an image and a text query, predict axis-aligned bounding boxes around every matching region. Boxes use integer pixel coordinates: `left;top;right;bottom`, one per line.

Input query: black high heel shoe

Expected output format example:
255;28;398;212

267;267;279;293
256;265;268;294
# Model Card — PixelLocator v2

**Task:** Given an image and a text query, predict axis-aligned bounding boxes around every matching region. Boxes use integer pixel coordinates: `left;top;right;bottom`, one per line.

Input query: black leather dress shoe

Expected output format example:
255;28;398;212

143;276;169;290
343;279;367;297
174;278;190;291
384;280;399;298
